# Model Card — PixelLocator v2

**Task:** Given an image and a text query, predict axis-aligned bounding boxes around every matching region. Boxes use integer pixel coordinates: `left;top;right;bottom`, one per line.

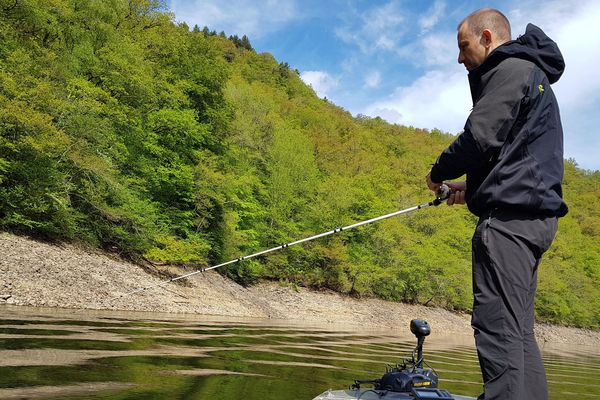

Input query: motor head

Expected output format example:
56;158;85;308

410;319;431;339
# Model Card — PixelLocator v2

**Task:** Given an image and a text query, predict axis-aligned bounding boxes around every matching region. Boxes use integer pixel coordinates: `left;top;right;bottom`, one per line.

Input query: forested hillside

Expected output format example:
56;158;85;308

1;0;598;327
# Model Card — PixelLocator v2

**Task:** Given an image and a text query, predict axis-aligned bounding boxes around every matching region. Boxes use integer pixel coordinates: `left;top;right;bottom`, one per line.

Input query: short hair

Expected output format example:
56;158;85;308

458;8;511;42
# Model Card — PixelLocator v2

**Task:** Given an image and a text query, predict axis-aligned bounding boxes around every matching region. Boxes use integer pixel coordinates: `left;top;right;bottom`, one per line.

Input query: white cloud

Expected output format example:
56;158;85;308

335;1;407;53
547;4;600;107
363;2;405;37
364;71;381;89
168;0;298;39
552;3;600;170
300;71;339;98
419;0;446;33
371;107;403;122
421;33;457;66
508;0;600;169
505;0;600;108
397;31;457;67
365;66;471;133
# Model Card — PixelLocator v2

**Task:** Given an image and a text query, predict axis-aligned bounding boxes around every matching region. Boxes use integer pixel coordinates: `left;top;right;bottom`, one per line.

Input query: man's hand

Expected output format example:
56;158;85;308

426;172;441;192
426;172;466;206
445;181;466;206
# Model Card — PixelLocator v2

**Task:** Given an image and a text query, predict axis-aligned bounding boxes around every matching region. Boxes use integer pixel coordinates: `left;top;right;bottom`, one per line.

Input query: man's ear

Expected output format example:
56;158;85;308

481;29;493;47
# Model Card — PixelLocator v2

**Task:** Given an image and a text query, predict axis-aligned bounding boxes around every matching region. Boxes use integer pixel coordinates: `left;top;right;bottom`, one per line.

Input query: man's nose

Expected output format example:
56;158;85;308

458;53;464;64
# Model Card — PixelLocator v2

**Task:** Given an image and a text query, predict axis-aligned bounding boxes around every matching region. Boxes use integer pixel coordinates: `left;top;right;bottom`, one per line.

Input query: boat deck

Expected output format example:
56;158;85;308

313;389;475;400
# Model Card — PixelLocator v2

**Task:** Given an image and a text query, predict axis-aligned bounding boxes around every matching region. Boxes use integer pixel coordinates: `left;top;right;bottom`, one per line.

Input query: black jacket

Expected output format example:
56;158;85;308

430;24;568;217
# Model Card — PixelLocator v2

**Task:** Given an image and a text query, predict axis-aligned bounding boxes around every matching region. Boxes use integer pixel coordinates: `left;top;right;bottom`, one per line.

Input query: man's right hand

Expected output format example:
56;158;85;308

445;181;466;206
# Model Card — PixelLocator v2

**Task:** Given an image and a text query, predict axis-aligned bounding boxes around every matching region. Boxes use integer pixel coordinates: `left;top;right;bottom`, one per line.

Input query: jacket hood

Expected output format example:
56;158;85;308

471;23;565;84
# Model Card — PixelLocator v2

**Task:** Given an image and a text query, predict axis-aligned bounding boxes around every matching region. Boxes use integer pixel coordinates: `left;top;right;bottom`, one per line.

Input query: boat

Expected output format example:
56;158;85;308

312;320;476;400
313;389;475;399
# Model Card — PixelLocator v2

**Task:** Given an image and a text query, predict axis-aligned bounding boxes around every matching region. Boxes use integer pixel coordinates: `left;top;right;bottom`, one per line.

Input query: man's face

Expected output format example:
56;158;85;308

457;23;488;71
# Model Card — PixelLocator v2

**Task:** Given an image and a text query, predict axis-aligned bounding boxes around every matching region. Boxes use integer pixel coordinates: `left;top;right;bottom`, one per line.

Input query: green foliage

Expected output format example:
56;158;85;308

1;0;598;328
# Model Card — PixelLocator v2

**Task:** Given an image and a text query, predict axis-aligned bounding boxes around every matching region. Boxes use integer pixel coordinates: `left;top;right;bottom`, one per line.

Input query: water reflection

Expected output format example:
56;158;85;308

0;306;598;399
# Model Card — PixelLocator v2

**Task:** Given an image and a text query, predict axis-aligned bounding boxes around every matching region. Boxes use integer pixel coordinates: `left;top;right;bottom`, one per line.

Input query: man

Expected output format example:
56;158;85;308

426;8;568;400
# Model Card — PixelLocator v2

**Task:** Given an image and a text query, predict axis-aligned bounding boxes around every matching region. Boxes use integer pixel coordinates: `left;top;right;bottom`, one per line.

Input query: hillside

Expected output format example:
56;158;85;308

2;231;599;348
0;0;598;327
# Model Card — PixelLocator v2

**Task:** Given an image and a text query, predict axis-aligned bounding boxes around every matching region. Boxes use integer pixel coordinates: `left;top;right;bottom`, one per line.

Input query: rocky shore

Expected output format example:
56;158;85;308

1;231;598;348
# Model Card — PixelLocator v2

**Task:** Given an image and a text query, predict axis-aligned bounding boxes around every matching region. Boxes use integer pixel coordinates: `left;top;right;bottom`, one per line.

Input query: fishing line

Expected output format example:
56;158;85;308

109;185;451;302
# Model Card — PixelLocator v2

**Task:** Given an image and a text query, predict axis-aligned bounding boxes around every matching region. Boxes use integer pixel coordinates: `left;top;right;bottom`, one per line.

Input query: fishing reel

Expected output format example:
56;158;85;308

352;320;455;399
433;184;452;206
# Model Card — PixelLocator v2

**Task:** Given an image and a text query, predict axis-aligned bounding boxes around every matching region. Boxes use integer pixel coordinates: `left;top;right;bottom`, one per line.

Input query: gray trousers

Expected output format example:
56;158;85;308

472;210;557;400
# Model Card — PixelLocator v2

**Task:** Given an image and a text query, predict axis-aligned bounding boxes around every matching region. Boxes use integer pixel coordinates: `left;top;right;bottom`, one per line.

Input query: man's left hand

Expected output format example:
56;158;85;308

426;172;441;192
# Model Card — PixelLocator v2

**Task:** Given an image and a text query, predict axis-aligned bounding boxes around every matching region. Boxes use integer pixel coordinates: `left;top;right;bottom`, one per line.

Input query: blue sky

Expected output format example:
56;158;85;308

167;0;600;171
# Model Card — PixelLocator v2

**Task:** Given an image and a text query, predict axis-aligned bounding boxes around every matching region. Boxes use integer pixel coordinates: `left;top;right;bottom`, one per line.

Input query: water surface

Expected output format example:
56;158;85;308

0;306;598;399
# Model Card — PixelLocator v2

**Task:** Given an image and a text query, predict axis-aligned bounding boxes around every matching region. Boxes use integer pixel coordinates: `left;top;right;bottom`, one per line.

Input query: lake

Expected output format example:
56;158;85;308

0;306;598;399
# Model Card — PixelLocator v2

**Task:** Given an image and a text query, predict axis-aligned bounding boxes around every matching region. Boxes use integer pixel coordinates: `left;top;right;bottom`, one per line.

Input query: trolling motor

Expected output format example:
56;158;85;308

377;320;438;391
352;320;455;399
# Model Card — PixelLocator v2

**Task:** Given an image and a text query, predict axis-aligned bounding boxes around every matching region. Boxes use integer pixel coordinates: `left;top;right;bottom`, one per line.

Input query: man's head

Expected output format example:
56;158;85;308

457;8;511;71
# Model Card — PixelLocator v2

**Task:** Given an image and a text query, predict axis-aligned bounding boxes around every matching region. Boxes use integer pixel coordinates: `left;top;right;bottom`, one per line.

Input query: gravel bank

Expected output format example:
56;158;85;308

1;232;598;347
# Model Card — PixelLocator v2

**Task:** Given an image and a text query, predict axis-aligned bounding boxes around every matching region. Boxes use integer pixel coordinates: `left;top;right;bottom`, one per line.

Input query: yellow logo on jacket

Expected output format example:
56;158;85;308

538;84;544;93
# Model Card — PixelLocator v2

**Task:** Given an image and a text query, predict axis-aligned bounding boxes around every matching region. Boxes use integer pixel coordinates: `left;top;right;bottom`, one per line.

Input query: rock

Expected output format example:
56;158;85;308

0;294;11;300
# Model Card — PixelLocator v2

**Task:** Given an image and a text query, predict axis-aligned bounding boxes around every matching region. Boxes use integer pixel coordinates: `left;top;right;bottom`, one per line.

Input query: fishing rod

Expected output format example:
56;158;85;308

110;185;451;302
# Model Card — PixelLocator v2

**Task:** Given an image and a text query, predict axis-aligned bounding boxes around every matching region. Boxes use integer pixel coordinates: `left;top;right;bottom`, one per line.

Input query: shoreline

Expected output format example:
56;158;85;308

1;232;598;349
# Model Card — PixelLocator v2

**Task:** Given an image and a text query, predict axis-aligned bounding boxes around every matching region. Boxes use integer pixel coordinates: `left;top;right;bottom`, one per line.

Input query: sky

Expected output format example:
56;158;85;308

166;0;600;171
